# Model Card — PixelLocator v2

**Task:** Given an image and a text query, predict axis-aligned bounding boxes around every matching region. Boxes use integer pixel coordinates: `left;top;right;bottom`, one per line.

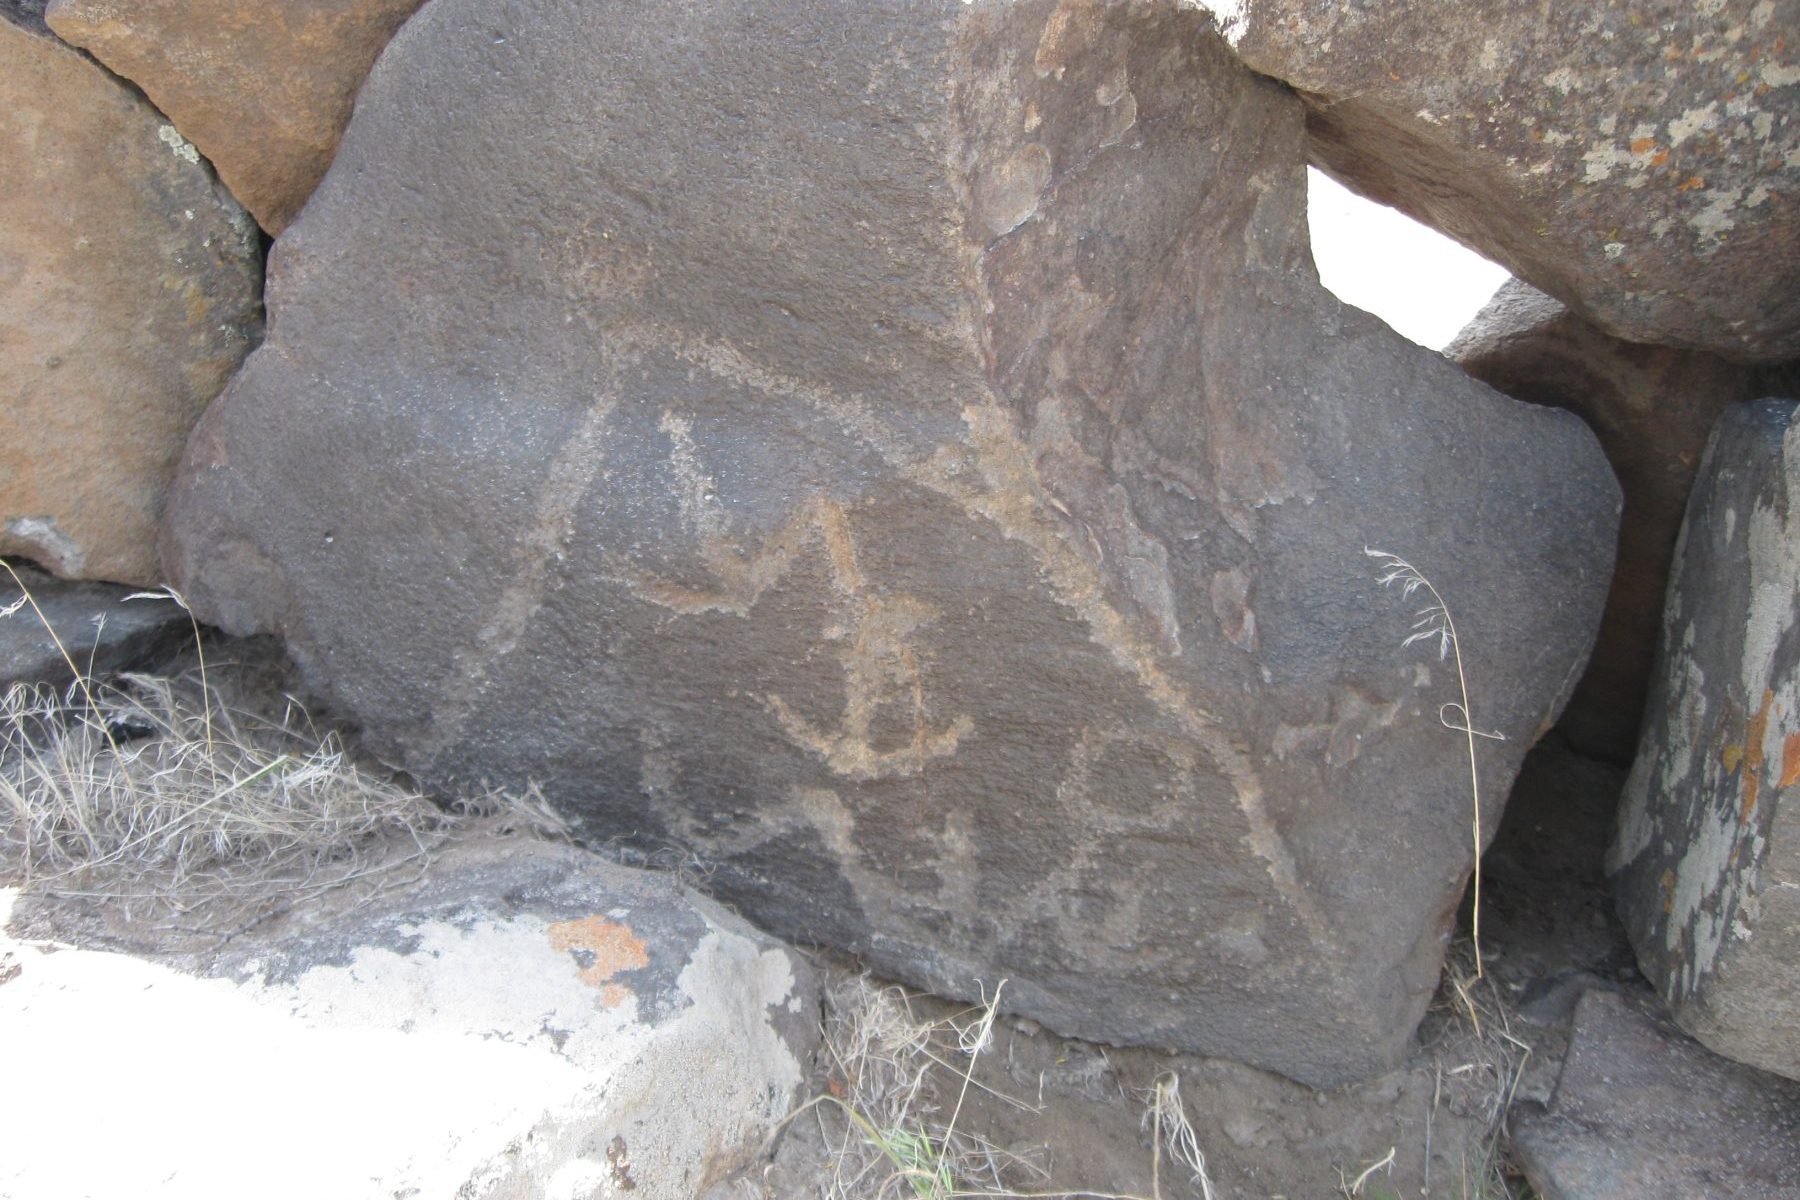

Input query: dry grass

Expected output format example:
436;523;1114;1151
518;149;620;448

1;571;561;936
1418;941;1538;1200
772;977;1220;1200
1366;548;1507;979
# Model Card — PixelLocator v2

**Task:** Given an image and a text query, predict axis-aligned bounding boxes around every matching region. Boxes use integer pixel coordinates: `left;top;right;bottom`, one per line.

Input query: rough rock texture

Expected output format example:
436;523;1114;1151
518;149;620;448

0;836;818;1200
163;0;1619;1086
1610;398;1800;1081
1511;989;1800;1199
0;4;262;585
44;0;426;234
1;561;189;688
1446;280;1789;764
1209;0;1800;363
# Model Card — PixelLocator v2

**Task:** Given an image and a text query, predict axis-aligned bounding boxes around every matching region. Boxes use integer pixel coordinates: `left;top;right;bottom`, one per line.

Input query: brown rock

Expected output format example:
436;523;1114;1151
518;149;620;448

1209;0;1800;363
45;0;427;234
1447;280;1791;763
163;0;1619;1086
0;4;262;585
1610;398;1800;1082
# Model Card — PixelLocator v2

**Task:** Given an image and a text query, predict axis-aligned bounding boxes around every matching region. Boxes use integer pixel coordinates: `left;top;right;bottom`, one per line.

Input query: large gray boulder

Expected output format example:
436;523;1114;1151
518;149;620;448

0;1;262;585
1447;280;1788;764
1209;0;1800;363
1610;398;1800;1081
163;0;1619;1086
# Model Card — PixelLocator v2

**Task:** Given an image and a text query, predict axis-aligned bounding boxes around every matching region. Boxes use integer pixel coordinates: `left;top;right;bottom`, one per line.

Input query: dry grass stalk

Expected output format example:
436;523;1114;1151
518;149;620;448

1365;548;1506;978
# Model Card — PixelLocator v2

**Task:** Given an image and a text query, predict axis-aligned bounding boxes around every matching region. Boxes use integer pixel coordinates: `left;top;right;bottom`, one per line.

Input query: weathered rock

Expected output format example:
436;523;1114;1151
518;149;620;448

1;560;189;689
163;0;1619;1086
1610;398;1800;1081
1207;0;1800;363
1446;280;1787;763
44;0;426;234
1511;989;1800;1199
0;836;818;1199
0;3;262;585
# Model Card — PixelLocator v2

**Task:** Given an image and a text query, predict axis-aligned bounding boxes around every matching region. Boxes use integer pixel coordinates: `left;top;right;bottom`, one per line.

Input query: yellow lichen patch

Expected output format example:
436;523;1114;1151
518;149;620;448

1722;743;1745;772
547;915;650;1005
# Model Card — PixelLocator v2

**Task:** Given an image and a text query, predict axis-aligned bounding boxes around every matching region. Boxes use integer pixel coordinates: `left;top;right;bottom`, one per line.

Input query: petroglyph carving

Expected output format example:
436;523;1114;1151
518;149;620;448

629;410;973;781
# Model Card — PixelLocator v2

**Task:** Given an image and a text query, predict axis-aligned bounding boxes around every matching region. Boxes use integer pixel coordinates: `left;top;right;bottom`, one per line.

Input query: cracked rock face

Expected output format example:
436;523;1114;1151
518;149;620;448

1212;0;1800;363
0;3;262;584
45;0;428;234
1611;398;1800;1082
163;0;1618;1086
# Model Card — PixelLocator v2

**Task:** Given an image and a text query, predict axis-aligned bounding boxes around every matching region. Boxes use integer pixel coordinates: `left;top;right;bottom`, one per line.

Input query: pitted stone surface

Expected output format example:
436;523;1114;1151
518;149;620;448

1448;280;1793;763
1610;398;1800;1081
1210;0;1800;363
45;0;427;234
163;0;1618;1086
0;3;262;585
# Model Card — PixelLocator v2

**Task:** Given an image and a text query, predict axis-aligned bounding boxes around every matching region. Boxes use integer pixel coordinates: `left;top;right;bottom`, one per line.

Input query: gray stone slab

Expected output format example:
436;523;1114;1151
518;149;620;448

1;561;190;689
1512;988;1800;1200
1610;398;1800;1080
1208;0;1800;362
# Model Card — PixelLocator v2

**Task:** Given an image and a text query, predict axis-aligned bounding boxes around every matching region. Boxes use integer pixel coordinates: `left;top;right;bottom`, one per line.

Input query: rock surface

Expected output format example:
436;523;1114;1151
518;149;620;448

1610;398;1800;1081
0;836;818;1200
0;3;262;585
163;0;1619;1086
1447;280;1783;763
45;0;426;234
1;561;190;688
1209;0;1800;363
1511;988;1800;1199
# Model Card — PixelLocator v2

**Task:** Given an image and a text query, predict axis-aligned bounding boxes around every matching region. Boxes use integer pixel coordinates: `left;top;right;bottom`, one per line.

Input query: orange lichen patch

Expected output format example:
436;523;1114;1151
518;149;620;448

548;915;650;1003
1630;136;1658;154
1743;770;1761;826
1661;867;1677;915
1781;732;1800;790
1747;689;1774;767
1676;175;1706;192
1650;148;1671;167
